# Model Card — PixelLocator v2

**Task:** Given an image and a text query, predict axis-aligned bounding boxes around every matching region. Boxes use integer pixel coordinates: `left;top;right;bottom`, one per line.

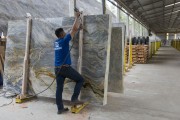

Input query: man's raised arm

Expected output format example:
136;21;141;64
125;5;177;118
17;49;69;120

70;11;81;38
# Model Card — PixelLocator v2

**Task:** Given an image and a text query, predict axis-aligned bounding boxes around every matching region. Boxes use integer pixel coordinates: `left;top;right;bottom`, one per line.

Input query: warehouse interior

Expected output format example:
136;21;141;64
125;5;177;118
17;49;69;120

0;0;180;120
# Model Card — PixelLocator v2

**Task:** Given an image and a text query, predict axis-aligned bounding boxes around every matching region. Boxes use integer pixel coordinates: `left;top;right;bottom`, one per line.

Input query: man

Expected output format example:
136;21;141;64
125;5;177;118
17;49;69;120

54;11;84;114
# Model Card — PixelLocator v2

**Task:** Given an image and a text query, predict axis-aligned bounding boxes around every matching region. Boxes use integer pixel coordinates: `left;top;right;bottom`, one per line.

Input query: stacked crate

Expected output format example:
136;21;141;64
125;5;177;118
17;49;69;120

125;45;129;64
136;45;148;63
125;45;149;64
126;45;138;64
132;45;138;63
144;45;149;59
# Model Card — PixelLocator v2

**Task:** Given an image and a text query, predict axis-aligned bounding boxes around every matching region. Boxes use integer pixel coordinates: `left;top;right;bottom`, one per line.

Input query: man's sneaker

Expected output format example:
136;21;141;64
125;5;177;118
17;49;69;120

57;108;69;114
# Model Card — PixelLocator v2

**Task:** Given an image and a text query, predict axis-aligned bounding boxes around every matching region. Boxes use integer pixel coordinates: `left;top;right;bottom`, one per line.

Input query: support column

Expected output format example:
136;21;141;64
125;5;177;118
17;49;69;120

102;0;106;14
22;13;32;97
77;12;84;74
127;15;132;68
174;33;177;39
69;0;76;16
116;9;120;23
127;14;129;37
155;35;157;52
139;24;141;36
132;19;135;37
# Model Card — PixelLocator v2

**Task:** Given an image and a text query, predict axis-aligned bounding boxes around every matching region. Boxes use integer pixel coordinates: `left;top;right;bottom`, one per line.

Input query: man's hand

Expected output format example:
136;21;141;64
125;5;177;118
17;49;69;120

78;24;83;30
75;11;81;18
70;9;82;38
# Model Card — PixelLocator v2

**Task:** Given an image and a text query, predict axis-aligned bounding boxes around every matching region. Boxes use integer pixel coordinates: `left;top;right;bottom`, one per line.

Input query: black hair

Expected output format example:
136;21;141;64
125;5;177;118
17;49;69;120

55;28;64;38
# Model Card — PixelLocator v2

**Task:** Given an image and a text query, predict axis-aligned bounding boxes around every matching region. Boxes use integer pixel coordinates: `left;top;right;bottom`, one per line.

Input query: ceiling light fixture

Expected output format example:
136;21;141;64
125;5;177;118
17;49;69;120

164;9;180;16
165;2;180;7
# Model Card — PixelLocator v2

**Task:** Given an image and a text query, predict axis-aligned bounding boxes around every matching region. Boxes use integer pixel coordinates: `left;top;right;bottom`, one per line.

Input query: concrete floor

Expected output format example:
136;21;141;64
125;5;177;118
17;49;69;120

1;46;180;120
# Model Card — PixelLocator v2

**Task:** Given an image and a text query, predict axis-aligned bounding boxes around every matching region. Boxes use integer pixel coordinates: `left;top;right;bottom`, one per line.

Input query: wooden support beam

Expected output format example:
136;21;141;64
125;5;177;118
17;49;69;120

77;12;83;74
21;13;32;96
69;0;76;16
0;54;4;75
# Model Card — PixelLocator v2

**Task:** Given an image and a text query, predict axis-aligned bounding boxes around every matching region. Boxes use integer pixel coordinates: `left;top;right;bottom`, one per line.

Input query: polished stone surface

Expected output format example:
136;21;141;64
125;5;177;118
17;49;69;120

80;15;111;105
29;17;79;99
108;26;123;93
29;15;111;105
3;15;111;105
3;20;26;94
0;0;104;35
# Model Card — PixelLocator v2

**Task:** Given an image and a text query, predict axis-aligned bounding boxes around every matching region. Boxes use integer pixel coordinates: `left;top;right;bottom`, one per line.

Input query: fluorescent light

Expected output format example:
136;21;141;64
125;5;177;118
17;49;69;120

164;9;180;15
174;34;177;39
172;9;180;13
130;14;133;17
166;33;169;40
165;2;180;7
175;2;180;5
165;3;174;7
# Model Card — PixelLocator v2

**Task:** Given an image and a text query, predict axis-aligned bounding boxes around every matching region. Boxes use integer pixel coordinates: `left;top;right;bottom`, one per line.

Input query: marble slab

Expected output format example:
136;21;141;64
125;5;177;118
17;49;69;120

80;15;111;105
3;15;111;105
29;15;111;105
3;20;26;94
108;23;125;93
29;17;79;99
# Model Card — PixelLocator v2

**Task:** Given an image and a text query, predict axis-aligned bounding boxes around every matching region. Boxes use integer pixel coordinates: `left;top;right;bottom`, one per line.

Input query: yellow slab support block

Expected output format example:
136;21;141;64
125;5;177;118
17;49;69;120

71;102;89;114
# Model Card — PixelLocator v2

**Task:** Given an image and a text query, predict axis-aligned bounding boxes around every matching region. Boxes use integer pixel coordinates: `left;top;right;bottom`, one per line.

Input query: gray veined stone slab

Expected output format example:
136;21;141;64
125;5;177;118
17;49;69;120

3;15;111;105
80;15;111;105
29;17;79;99
29;14;111;105
108;23;125;93
3;20;26;94
3;20;35;95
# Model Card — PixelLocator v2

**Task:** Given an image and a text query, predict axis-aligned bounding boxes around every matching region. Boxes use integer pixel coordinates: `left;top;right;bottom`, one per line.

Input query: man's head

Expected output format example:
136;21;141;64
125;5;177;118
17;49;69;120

55;28;66;38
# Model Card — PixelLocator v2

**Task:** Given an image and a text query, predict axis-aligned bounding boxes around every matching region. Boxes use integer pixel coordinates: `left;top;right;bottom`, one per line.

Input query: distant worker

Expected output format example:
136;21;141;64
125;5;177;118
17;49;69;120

163;39;166;46
54;11;84;114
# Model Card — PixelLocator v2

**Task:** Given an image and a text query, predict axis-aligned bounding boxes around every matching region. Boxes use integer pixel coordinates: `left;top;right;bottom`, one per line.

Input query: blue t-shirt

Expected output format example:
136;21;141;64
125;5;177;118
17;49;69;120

54;33;72;67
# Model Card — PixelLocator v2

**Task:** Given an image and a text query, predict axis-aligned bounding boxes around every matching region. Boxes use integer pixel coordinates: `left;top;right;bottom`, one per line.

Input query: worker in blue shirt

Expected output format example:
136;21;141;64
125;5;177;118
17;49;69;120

54;11;84;114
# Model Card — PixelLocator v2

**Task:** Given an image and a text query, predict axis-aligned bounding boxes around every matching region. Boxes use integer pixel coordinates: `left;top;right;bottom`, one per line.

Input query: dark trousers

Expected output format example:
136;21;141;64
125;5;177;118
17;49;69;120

0;73;3;86
55;66;84;110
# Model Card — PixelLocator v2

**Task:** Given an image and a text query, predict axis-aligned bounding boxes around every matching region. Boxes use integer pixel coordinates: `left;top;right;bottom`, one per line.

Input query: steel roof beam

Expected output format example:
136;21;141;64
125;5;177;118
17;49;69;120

114;0;150;29
115;0;180;33
163;0;165;29
139;5;180;17
135;0;162;11
171;12;180;28
140;6;165;14
135;0;152;28
144;11;179;19
152;0;162;29
147;16;177;22
168;0;176;28
125;0;136;6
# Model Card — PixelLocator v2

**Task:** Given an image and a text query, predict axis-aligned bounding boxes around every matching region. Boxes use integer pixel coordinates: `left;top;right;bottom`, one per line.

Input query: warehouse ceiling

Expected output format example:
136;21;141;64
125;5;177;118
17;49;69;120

115;0;180;33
